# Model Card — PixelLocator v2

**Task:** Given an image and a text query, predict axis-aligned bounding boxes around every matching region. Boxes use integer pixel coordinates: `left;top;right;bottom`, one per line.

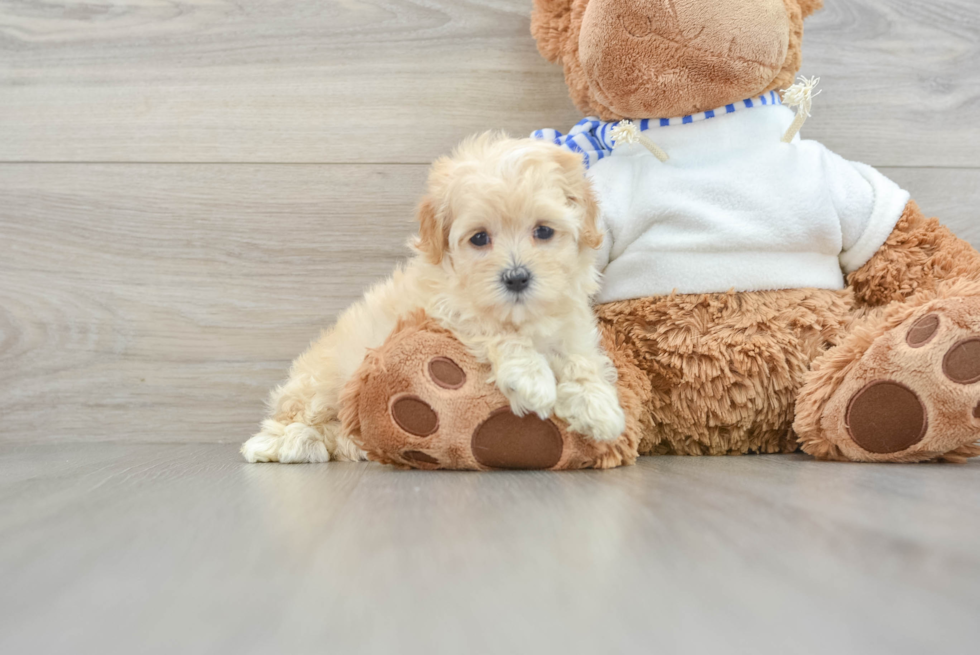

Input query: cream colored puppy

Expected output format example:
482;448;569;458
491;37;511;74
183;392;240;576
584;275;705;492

241;133;626;464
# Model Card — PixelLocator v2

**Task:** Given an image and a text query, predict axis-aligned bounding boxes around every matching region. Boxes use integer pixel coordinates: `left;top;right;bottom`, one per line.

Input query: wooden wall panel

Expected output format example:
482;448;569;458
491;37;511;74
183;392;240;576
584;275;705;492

2;164;978;444
0;1;978;166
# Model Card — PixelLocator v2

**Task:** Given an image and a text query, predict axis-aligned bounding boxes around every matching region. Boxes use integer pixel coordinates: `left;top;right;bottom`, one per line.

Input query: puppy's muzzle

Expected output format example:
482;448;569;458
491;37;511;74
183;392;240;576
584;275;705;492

501;266;532;294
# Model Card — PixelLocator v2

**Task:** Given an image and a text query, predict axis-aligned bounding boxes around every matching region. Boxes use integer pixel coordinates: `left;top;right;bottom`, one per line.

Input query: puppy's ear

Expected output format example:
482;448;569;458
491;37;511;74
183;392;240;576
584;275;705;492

414;196;449;265
549;145;603;251
574;181;603;251
797;0;824;18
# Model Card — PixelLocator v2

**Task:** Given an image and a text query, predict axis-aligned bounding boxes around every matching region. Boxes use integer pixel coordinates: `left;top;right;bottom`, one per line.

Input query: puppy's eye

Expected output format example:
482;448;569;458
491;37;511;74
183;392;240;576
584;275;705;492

534;225;555;241
469;232;490;247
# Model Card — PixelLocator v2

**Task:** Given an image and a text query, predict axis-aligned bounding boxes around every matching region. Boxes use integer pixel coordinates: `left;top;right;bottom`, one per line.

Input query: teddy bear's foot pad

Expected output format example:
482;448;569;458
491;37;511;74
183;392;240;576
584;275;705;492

804;300;980;462
845;381;927;454
471;409;564;469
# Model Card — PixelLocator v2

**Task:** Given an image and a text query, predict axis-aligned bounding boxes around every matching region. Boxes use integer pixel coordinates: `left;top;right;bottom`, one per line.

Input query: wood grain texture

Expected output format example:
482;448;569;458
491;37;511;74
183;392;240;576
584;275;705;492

0;444;978;654
0;0;577;164
803;0;980;167
2;164;979;445
0;163;425;443
1;0;978;165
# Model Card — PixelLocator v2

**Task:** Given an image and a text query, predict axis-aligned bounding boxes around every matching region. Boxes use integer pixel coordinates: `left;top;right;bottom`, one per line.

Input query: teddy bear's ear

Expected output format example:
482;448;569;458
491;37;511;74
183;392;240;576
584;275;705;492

797;0;824;18
531;0;577;64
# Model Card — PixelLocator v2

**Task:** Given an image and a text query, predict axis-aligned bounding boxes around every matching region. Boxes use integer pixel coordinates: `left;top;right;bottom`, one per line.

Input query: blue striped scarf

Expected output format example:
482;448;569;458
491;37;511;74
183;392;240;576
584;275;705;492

531;91;783;169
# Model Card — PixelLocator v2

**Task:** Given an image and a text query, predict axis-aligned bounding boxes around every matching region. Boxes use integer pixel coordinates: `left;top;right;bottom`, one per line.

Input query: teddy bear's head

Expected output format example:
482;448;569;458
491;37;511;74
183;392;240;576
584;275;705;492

532;0;823;121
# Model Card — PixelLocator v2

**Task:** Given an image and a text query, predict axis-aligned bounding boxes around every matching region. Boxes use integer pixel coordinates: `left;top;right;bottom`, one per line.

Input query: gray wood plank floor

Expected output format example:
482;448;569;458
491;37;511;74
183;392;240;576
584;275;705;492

1;443;979;655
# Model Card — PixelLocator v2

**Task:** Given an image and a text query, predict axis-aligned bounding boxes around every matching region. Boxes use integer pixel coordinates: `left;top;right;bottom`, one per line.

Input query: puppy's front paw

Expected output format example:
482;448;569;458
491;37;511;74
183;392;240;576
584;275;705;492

241;420;333;464
495;356;557;419
555;381;626;443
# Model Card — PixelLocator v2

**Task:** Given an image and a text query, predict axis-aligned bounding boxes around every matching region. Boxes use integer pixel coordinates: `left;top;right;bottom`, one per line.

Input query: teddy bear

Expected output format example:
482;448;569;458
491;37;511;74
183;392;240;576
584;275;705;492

339;0;980;469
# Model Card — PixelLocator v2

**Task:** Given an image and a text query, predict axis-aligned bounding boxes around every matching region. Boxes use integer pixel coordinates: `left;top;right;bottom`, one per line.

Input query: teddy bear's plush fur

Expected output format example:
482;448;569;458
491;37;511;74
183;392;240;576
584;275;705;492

341;0;980;468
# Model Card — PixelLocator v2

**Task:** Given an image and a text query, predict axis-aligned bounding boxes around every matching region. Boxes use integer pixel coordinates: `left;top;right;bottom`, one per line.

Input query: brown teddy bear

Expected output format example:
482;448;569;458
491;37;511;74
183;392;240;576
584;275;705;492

340;0;980;469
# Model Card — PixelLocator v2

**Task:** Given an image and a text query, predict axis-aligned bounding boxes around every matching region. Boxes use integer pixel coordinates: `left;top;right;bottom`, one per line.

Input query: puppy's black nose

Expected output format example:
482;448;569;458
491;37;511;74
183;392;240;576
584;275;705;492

502;267;532;293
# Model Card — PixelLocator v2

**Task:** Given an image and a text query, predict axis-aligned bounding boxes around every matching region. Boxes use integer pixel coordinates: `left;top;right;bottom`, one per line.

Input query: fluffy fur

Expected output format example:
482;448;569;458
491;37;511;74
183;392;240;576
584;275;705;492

241;134;625;463
597;287;851;456
848;201;980;307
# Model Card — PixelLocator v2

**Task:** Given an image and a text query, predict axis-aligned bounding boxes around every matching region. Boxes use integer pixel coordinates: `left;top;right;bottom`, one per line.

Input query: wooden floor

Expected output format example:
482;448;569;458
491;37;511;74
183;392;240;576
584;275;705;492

1;444;978;654
2;1;980;652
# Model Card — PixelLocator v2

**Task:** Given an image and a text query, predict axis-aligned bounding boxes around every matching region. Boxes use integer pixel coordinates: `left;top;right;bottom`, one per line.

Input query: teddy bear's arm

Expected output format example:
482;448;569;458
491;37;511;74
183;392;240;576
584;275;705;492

847;200;980;307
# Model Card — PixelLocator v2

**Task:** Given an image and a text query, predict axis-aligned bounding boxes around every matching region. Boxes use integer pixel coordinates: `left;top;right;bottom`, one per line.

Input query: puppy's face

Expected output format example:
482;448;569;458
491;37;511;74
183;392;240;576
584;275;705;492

415;134;602;325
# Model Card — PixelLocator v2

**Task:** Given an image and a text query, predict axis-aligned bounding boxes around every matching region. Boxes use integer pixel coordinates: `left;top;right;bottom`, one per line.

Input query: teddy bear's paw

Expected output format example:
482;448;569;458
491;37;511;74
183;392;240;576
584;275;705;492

470;409;565;470
802;298;980;462
554;380;626;443
344;319;636;471
494;354;558;420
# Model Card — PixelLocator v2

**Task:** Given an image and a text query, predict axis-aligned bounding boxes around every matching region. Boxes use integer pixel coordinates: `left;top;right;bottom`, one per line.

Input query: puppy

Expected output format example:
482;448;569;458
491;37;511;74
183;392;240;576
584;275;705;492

241;133;626;463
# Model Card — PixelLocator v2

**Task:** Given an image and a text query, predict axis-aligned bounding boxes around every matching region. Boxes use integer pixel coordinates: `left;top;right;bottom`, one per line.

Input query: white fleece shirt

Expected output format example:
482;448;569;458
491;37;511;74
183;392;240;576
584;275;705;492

536;99;911;303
